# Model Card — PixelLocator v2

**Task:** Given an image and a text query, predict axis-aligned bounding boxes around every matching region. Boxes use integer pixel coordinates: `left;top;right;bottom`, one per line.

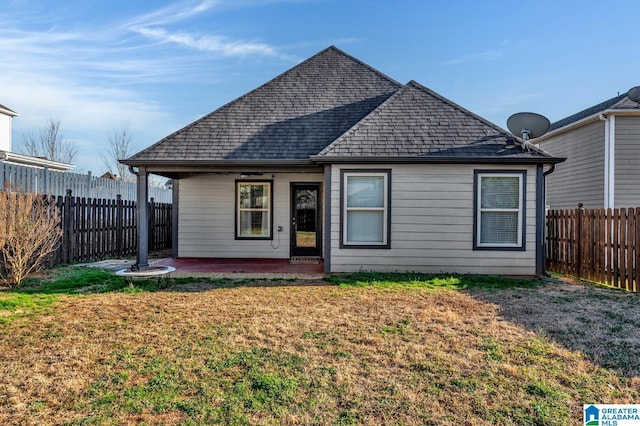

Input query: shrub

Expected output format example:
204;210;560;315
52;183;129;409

0;192;62;287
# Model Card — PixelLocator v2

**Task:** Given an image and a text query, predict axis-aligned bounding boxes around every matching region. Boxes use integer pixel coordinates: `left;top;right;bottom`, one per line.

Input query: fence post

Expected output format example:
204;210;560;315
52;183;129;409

148;197;155;252
576;203;583;279
63;189;75;263
116;194;123;257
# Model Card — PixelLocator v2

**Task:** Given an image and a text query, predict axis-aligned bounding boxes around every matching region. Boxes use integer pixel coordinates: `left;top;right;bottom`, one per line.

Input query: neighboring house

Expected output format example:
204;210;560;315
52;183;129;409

533;90;640;209
123;46;563;276
0;104;73;171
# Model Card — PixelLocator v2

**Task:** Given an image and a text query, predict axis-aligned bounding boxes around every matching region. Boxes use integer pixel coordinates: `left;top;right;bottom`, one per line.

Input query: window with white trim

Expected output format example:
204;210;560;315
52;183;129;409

341;170;390;247
236;181;272;239
475;171;525;250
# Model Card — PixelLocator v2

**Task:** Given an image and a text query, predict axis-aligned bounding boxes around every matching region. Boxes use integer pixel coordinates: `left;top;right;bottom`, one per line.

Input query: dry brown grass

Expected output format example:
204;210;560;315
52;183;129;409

0;274;638;425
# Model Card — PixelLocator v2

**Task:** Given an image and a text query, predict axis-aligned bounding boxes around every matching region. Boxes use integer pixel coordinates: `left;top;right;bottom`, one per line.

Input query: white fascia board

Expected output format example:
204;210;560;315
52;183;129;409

1;151;75;171
532;108;640;144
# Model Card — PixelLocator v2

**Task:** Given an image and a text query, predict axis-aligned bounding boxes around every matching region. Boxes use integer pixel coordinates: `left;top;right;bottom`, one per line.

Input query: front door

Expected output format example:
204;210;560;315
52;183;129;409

291;183;322;257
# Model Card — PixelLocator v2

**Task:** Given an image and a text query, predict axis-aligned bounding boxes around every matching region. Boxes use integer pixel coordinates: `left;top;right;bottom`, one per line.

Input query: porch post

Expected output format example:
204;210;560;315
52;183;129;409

136;166;149;268
171;179;179;258
323;164;332;273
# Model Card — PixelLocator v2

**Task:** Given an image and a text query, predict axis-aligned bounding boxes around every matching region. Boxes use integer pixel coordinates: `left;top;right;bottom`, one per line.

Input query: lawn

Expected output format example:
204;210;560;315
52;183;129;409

0;268;638;425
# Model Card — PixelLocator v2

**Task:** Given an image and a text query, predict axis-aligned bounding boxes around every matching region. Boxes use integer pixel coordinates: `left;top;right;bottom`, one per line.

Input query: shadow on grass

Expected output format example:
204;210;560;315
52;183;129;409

326;271;640;379
467;275;640;379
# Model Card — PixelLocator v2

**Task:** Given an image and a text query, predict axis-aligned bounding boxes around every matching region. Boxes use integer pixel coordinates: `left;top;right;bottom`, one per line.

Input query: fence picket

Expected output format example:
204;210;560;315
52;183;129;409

0;189;172;266
1;162;171;203
546;206;640;292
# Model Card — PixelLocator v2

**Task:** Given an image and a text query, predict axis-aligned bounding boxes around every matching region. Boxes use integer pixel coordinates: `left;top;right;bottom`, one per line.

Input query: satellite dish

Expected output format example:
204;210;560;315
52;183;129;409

627;86;640;104
507;112;551;151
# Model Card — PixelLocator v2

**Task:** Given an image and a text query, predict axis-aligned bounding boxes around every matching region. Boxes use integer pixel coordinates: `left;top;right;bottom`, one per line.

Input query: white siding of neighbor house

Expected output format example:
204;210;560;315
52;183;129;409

0;111;12;152
615;116;640;207
537;121;604;209
178;172;324;258
328;164;538;275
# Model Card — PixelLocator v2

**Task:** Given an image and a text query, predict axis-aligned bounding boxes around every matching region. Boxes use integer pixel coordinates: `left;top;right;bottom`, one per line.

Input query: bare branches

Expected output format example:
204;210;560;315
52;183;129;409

102;124;134;181
21;118;78;164
0;193;62;287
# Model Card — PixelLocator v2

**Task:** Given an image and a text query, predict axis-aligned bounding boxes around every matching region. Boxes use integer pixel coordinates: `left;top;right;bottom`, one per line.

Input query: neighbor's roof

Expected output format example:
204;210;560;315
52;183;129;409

313;81;554;162
550;92;638;131
0;104;18;117
125;46;401;164
125;46;561;167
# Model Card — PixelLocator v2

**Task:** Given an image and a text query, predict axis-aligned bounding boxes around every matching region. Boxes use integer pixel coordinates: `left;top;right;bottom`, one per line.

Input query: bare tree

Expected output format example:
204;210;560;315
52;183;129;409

102;124;134;181
0;192;62;287
21;118;78;164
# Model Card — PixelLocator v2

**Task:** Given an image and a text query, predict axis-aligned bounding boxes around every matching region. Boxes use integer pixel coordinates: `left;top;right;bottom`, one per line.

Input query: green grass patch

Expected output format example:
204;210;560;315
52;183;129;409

326;272;539;290
0;292;58;326
83;345;306;424
16;267;130;295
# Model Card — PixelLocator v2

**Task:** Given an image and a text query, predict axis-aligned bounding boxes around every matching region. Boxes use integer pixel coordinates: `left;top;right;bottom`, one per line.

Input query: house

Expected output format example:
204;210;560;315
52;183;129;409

0;104;73;171
533;89;640;209
122;46;563;276
584;405;599;425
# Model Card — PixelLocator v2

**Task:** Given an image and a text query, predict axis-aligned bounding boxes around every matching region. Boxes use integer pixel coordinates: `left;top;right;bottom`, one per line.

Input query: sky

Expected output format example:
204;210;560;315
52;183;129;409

2;0;640;175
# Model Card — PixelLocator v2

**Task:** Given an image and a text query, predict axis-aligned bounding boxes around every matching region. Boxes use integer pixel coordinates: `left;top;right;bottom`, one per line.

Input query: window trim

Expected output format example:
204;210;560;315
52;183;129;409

235;180;274;240
340;169;392;249
473;170;526;251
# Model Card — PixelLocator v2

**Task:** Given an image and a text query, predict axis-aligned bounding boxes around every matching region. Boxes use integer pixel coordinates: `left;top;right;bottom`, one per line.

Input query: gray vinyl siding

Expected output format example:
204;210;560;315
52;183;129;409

615;116;640;207
538;121;604;209
178;172;324;258
329;164;537;275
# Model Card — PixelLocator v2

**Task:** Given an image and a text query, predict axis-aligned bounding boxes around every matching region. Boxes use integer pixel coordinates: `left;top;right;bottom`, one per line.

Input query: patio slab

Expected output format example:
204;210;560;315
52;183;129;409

154;257;324;280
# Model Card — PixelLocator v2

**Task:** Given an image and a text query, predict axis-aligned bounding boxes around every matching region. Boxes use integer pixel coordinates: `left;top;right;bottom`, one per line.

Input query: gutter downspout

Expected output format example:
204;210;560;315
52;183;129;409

539;164;557;277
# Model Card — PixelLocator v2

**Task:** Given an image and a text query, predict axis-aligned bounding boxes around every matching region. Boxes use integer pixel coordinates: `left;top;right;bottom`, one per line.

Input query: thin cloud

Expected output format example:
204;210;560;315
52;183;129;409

126;0;220;27
132;26;276;56
441;50;504;66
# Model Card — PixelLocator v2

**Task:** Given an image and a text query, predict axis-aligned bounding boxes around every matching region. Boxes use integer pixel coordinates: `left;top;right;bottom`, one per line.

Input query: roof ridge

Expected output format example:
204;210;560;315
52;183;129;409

316;80;555;160
128;46;402;161
406;81;554;156
317;83;408;156
326;46;404;88
549;93;627;131
406;80;513;137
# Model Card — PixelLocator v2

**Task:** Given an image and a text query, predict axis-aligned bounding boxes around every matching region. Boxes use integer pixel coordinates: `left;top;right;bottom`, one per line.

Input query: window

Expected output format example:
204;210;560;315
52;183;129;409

474;171;526;250
341;170;391;248
236;181;272;239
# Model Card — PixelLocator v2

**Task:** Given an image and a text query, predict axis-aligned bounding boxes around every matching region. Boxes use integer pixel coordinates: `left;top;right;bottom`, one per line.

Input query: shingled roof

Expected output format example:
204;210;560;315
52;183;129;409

125;46;560;167
126;46;401;164
550;92;639;131
314;81;552;162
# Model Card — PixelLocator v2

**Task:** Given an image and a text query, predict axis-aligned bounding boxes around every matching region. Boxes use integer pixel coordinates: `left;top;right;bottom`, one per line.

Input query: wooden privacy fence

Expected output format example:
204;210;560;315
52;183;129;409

546;204;640;291
55;190;172;264
0;190;171;266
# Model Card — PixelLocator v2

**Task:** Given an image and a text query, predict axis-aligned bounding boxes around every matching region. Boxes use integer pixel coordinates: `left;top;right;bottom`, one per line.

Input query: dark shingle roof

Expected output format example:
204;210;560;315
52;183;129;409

125;47;561;166
315;81;554;161
127;46;401;163
550;92;639;131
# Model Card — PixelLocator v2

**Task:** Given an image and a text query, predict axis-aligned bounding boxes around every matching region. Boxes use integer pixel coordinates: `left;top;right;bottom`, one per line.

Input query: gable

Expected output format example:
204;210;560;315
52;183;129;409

127;46;401;164
314;81;554;162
